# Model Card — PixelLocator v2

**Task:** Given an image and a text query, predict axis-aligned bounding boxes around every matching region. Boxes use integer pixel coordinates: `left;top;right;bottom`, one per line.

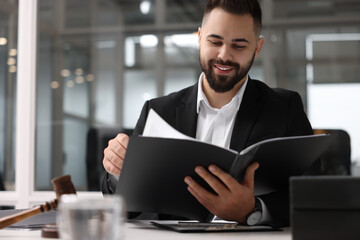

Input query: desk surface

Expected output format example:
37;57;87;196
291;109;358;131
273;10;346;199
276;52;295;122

0;221;291;240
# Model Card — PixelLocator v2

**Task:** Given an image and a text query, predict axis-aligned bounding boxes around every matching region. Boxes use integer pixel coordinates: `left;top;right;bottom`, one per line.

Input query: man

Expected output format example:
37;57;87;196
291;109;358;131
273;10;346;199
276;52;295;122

102;0;315;227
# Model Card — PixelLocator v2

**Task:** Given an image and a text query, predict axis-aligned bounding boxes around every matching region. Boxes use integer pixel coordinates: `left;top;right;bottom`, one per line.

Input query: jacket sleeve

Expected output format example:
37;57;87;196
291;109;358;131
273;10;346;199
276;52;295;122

258;91;319;227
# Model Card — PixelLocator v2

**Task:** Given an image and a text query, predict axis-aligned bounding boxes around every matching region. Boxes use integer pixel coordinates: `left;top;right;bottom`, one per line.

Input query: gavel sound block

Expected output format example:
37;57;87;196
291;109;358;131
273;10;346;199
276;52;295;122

0;175;76;229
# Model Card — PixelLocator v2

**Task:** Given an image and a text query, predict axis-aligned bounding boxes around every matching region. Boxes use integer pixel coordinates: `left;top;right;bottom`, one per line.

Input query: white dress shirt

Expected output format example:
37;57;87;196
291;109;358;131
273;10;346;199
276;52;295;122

195;73;248;148
195;73;271;224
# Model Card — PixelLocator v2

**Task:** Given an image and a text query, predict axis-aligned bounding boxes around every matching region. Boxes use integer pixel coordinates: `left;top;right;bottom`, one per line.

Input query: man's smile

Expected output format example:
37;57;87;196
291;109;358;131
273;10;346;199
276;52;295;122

214;64;234;74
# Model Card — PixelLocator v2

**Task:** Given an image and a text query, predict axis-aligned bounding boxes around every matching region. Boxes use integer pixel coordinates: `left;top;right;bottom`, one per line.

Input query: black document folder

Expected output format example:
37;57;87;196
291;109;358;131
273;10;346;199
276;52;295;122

116;134;331;222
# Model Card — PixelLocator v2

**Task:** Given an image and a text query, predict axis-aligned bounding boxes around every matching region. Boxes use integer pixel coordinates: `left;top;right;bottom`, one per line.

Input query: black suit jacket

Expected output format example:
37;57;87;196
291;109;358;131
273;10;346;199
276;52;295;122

103;77;315;227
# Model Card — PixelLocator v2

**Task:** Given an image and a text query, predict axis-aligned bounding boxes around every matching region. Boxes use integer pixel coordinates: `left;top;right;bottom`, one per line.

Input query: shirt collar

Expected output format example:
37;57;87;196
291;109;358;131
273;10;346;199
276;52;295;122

196;72;249;113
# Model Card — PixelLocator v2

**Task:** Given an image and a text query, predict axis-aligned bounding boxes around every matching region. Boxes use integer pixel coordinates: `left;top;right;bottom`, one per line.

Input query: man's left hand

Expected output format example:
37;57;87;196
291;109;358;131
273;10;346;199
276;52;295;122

184;162;259;223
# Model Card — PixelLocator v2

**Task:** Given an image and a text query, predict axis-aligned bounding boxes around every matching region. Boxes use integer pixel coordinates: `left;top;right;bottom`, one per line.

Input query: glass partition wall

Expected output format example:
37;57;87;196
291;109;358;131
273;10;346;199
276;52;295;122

35;0;360;192
0;0;18;199
0;0;359;208
34;0;207;192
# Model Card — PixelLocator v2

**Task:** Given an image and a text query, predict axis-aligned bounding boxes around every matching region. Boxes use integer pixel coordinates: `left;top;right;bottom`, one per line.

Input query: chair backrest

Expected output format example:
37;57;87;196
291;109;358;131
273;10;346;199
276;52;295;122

85;127;133;191
0;172;4;191
313;129;351;175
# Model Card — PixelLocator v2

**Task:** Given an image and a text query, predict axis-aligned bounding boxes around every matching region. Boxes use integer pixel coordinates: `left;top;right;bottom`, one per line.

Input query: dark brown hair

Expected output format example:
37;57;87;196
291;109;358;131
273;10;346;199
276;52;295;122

202;0;262;36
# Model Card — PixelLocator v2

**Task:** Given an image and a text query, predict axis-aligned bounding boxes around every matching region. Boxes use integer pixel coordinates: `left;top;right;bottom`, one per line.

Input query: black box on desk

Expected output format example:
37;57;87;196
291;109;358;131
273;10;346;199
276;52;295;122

290;176;360;240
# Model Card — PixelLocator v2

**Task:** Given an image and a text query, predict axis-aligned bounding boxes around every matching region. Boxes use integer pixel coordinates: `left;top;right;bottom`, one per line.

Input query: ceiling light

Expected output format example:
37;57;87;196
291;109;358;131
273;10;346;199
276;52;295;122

61;69;71;77
125;38;135;67
75;76;84;84
140;34;158;48
140;1;151;15
9;65;17;73
75;68;84;76
9;49;17;56
165;33;198;48
0;37;7;45
7;58;16;65
50;81;59;89
86;74;94;82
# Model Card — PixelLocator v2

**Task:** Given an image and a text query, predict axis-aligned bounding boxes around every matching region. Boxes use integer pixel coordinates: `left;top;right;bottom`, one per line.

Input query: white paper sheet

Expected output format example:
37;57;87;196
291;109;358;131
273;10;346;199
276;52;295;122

142;109;194;140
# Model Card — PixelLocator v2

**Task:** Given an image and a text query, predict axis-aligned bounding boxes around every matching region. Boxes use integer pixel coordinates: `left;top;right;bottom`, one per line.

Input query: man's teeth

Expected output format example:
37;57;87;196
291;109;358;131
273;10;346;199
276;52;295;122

217;66;231;71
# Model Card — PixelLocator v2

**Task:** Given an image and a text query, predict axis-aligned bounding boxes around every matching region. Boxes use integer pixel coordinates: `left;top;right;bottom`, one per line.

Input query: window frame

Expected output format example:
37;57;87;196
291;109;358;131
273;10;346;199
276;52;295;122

0;0;101;209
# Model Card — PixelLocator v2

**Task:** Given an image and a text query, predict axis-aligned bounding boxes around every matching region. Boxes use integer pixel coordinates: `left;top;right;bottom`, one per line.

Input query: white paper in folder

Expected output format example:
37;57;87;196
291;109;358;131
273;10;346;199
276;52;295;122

142;109;193;140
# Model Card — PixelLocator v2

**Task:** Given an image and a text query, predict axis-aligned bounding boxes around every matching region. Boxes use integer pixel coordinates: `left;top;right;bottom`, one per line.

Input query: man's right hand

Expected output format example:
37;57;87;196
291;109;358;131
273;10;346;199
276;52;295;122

103;133;129;177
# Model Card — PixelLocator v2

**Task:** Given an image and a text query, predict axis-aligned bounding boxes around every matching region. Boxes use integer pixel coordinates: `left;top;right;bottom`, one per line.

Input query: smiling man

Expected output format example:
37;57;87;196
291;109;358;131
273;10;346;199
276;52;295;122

102;0;315;227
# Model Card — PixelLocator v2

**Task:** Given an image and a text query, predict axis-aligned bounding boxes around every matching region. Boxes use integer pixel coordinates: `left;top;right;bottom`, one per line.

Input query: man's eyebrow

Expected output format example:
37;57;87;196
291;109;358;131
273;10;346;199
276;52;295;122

232;38;249;43
207;34;223;40
207;34;249;43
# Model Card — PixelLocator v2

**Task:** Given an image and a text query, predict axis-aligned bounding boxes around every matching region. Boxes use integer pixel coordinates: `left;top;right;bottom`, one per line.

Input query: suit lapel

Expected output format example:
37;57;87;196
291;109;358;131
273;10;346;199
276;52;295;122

176;83;198;138
173;80;263;148
230;78;264;152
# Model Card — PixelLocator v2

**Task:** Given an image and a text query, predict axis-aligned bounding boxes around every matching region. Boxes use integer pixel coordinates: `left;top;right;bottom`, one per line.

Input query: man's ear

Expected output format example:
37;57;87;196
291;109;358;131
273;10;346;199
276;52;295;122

254;36;264;59
198;27;202;48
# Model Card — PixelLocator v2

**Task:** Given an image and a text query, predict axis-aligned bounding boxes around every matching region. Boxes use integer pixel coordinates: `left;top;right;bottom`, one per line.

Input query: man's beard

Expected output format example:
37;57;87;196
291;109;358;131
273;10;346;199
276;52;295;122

200;52;256;93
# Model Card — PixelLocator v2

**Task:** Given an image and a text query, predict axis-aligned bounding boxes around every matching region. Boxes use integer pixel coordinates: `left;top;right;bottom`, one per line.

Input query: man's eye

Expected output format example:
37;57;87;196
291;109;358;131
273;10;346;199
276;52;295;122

209;41;221;46
234;45;245;49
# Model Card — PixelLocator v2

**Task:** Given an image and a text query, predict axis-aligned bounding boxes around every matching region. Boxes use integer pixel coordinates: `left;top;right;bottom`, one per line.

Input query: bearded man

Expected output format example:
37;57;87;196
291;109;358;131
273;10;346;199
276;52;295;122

102;0;316;227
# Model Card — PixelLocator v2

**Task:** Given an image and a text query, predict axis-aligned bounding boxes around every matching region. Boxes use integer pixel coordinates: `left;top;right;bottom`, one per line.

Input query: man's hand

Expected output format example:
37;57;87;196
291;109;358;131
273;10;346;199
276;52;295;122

103;133;129;177
184;162;259;223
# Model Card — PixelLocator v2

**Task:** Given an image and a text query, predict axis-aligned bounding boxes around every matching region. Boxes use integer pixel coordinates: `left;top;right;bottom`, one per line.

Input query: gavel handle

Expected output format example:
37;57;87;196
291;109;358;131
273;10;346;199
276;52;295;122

0;199;57;229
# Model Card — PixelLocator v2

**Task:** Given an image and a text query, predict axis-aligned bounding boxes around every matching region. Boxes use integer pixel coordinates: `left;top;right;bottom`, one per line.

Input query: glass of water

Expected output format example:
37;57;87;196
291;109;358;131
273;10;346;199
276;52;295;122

57;195;126;240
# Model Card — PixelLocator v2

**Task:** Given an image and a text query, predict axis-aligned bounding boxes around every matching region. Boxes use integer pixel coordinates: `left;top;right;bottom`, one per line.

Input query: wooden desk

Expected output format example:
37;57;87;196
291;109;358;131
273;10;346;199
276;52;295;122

0;221;291;240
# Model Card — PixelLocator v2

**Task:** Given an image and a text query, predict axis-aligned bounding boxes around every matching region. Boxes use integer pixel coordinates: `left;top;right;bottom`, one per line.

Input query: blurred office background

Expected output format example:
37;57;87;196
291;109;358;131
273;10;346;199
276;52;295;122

0;0;359;206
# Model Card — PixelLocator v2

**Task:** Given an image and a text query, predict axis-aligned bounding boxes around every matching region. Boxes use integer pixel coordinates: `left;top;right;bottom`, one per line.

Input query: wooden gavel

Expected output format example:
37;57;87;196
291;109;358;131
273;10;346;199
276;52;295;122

0;175;76;229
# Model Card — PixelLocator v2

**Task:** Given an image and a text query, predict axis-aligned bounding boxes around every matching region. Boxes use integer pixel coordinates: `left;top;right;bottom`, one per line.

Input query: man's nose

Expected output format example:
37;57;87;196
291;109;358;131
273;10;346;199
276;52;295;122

217;45;232;63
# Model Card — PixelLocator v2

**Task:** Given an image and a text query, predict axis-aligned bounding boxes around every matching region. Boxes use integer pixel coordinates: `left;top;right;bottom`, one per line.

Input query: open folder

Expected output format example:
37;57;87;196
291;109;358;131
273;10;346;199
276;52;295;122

116;109;331;222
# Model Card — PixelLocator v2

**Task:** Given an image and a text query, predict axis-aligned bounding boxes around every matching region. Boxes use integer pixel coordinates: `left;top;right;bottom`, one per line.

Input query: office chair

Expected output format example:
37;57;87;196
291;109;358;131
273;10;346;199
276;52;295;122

313;129;351;175
85;127;133;191
0;173;4;191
